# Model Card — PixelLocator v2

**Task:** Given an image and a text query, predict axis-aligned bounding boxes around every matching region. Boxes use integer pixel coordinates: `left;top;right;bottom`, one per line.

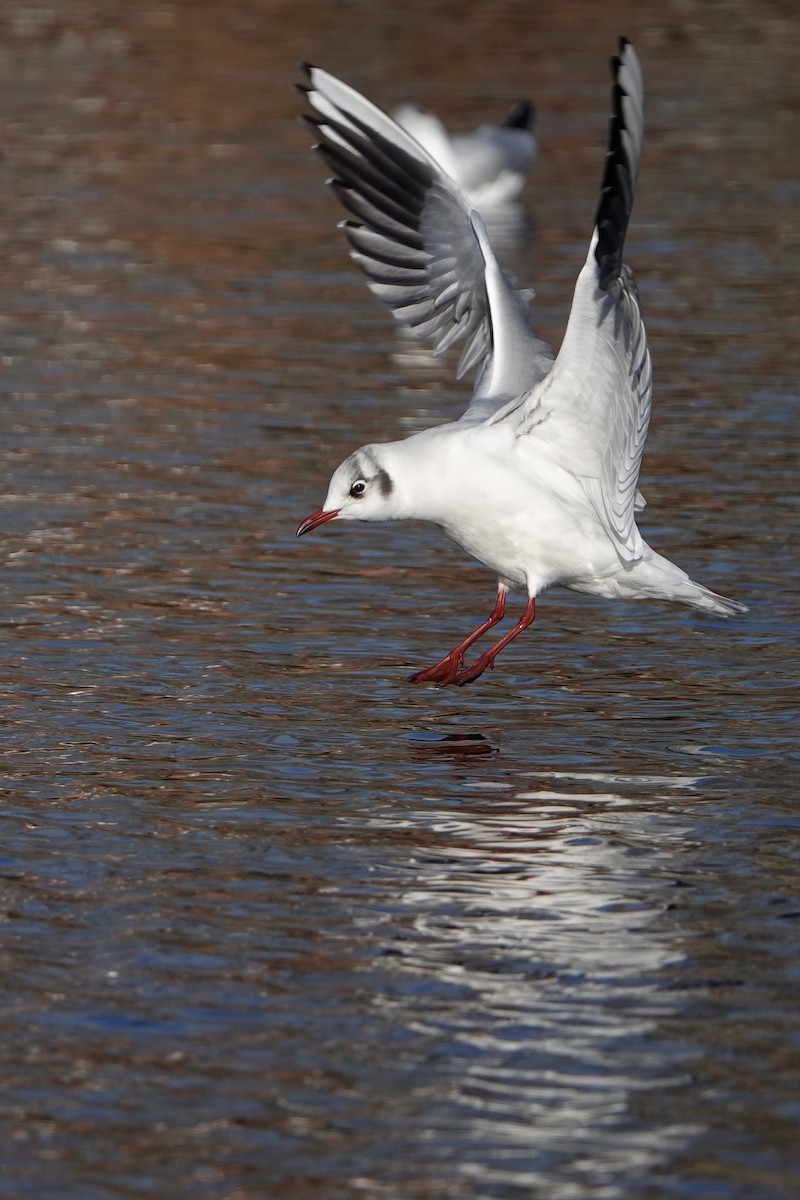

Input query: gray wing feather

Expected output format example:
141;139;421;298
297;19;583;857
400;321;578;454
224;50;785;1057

298;64;554;416
504;40;650;559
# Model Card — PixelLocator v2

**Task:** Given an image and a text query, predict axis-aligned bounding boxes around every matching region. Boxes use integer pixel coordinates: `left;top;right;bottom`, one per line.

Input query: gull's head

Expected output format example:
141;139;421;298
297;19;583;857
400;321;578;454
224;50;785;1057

297;445;398;537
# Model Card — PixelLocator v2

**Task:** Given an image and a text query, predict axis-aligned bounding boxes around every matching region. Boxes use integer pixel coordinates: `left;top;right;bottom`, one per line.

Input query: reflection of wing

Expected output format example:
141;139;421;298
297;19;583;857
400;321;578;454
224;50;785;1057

504;40;649;556
299;65;554;418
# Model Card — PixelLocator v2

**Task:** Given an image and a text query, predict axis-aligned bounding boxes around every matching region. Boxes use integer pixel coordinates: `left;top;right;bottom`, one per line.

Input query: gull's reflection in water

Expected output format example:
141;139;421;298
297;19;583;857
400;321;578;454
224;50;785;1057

369;765;704;1193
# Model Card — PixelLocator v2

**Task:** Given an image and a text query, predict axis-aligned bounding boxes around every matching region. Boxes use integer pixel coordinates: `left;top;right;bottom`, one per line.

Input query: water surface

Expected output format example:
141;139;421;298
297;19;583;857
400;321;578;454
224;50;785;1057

0;2;798;1198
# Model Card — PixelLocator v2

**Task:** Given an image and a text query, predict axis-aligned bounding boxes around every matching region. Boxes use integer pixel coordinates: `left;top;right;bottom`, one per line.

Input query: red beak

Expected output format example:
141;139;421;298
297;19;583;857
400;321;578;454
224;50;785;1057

296;507;340;537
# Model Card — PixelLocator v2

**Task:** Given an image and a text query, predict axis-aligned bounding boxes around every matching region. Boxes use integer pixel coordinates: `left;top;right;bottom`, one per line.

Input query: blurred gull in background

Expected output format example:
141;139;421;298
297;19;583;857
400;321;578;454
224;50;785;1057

391;98;536;212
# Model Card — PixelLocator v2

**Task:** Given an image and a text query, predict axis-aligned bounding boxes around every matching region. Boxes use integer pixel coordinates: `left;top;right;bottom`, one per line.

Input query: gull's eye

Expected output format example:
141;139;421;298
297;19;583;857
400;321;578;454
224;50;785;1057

349;479;367;498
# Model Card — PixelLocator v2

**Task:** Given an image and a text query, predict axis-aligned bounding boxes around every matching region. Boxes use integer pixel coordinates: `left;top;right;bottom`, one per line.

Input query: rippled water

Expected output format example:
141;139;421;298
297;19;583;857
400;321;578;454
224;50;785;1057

1;2;798;1198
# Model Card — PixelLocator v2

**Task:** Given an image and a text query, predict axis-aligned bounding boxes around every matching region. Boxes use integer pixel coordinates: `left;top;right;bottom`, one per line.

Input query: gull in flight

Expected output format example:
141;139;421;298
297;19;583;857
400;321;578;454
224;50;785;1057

391;97;535;211
296;40;746;687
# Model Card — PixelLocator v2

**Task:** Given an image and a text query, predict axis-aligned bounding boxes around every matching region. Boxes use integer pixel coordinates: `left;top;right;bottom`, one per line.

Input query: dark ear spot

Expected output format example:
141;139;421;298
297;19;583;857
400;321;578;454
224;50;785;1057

376;467;393;497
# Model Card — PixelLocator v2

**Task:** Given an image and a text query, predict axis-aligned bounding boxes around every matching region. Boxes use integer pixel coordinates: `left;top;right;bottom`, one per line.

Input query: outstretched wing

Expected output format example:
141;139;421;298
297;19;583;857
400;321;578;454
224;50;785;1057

502;39;650;559
298;65;554;418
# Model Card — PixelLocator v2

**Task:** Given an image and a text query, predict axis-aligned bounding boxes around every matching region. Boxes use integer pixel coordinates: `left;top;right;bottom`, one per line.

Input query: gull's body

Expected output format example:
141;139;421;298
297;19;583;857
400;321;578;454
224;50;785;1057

297;41;746;686
391;99;535;210
351;417;727;608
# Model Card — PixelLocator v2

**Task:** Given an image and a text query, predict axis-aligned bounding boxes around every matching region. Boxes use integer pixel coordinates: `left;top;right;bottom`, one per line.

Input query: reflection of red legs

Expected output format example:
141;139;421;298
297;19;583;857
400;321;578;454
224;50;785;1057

409;587;508;687
453;596;536;686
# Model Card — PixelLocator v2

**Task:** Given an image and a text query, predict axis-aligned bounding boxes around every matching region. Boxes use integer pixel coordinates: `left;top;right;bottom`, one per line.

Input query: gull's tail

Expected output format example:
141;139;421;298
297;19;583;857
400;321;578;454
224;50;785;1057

675;581;748;617
624;550;748;616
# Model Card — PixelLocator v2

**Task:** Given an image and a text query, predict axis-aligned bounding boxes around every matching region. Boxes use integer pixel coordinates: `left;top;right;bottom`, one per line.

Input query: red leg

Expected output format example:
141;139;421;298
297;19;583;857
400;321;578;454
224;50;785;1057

409;587;507;686
453;596;536;686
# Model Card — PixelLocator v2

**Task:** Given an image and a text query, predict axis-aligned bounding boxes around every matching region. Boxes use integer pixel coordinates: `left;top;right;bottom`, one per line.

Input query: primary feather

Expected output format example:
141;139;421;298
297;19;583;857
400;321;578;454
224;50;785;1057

298;63;554;415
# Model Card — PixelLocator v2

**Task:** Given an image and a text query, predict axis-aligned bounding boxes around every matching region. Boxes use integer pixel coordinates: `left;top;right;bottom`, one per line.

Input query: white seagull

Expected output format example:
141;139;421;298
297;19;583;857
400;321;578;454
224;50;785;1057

296;40;746;687
391;97;535;211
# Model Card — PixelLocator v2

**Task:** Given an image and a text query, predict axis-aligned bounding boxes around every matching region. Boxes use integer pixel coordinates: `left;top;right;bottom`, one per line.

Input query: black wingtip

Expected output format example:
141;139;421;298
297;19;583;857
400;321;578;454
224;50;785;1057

504;100;535;131
294;63;315;99
594;38;640;291
608;38;630;88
